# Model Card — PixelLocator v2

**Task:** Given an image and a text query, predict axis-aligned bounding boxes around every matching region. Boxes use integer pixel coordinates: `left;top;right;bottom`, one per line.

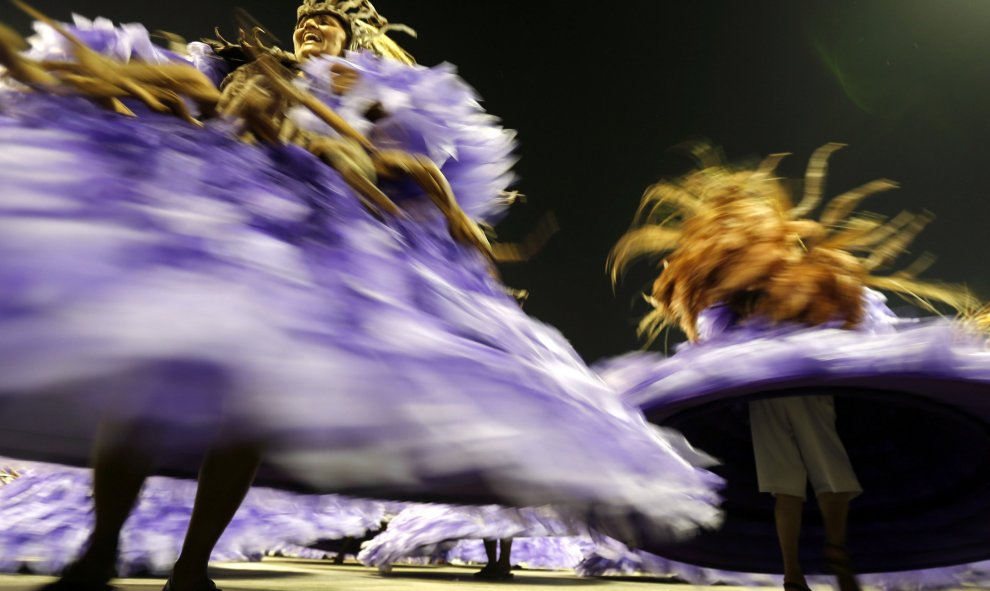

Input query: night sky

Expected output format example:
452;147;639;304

5;1;990;362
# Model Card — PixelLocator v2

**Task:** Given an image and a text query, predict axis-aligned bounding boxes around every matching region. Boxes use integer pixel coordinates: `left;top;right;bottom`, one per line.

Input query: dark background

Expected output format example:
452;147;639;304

5;1;990;362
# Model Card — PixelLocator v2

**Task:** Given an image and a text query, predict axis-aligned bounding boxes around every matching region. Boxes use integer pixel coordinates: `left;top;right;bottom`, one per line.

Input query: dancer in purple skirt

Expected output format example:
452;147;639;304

605;143;989;590
0;2;722;590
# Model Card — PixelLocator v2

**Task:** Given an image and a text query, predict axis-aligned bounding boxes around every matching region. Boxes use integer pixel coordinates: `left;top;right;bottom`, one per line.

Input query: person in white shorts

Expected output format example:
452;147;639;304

750;395;862;591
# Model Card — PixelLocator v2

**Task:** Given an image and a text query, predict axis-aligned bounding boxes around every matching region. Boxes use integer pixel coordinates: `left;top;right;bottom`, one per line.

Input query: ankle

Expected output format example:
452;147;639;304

170;559;210;585
62;550;117;584
824;544;852;562
783;570;806;585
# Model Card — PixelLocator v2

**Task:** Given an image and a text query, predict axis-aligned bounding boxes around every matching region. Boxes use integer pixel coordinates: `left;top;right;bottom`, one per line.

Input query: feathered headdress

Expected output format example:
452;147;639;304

296;0;415;64
971;304;990;333
610;143;977;342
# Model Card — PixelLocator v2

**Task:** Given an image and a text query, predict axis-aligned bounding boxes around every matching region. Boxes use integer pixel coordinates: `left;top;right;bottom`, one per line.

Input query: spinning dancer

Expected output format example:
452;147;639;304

602;144;990;589
0;3;721;590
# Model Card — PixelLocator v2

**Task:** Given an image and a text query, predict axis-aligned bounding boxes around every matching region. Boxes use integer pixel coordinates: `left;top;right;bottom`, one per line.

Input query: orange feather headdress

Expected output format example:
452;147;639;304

610;144;976;343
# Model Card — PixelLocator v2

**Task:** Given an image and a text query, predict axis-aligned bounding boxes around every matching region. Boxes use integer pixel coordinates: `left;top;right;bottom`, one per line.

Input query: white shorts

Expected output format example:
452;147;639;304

749;395;862;499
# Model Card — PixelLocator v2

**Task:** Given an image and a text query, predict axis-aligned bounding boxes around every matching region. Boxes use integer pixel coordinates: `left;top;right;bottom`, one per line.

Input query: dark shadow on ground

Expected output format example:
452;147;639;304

378;569;600;586
205;566;307;581
587;575;700;585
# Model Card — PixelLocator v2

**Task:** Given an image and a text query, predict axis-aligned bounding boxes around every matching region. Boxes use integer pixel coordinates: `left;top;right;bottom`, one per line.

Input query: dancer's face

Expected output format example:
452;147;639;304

293;14;348;60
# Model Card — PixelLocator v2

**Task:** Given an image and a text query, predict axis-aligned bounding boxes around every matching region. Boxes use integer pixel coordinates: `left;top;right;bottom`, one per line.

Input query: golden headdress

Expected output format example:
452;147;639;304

610;144;977;342
296;0;415;64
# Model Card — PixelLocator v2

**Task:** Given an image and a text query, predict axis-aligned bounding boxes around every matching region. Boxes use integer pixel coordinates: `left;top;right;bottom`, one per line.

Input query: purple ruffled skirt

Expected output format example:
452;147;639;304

596;294;990;572
0;92;720;536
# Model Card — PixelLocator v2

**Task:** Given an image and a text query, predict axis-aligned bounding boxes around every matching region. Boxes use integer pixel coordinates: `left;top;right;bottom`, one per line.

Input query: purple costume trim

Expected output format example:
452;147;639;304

357;503;579;567
0;460;385;575
295;51;517;224
24;16;183;65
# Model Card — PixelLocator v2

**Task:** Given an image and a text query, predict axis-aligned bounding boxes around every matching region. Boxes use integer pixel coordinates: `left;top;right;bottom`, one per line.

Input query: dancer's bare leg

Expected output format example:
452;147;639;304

483;539;498;564
474;539;500;579
168;443;261;591
818;492;860;591
496;538;513;575
54;424;156;587
817;492;851;548
774;494;807;588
